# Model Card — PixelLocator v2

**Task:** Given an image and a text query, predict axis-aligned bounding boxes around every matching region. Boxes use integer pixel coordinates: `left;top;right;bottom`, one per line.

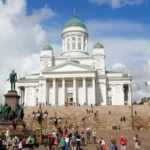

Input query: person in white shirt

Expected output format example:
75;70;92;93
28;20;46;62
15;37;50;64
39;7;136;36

65;135;70;150
6;128;10;138
98;137;105;146
52;131;56;138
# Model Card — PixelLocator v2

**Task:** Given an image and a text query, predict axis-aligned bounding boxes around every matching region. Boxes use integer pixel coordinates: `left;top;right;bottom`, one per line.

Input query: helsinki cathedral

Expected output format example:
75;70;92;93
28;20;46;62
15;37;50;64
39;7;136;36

17;10;132;106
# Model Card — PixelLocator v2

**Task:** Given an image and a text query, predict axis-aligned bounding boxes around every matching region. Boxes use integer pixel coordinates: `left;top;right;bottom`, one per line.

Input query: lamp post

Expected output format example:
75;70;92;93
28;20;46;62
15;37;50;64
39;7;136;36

49;114;62;127
43;110;48;120
36;107;43;144
32;111;36;119
130;82;140;130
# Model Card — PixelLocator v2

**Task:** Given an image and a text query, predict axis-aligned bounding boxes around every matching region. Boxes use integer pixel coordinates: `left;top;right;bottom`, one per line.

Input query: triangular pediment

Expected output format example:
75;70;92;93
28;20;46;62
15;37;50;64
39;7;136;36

42;61;95;73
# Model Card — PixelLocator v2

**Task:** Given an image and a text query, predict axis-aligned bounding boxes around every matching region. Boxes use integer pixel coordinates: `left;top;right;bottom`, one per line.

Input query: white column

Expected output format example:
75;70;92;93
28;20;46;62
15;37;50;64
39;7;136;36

73;78;77;104
82;36;84;50
76;35;78;50
47;83;49;106
83;78;87;105
24;87;28;106
38;84;42;105
22;89;24;105
85;38;88;51
62;78;65;105
92;78;96;105
43;80;47;106
32;87;35;106
18;87;21;104
53;78;56;105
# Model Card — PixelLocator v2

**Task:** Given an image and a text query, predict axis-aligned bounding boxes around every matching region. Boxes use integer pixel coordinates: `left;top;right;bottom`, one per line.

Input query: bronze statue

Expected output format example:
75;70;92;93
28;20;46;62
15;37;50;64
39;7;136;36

17;104;25;121
7;70;17;91
0;104;24;122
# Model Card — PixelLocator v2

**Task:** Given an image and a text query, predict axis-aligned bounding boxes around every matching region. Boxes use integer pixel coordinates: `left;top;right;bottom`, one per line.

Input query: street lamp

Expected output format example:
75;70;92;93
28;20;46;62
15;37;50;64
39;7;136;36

36;109;43;144
32;111;36;118
43;110;48;120
58;117;62;123
130;82;140;130
49;116;62;127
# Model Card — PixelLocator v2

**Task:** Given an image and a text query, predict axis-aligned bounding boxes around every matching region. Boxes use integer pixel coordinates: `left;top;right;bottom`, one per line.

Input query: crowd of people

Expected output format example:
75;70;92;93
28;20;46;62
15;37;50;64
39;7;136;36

0;125;142;150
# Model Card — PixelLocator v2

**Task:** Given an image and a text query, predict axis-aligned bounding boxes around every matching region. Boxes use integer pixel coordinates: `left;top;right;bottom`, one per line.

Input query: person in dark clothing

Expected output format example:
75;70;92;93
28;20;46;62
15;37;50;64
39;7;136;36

74;130;79;138
0;137;3;150
123;116;126;122
29;136;35;150
76;134;81;150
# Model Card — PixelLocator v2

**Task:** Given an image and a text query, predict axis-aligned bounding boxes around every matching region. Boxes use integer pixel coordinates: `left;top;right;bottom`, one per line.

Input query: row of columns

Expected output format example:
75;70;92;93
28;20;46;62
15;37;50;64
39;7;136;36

19;77;96;106
52;77;96;105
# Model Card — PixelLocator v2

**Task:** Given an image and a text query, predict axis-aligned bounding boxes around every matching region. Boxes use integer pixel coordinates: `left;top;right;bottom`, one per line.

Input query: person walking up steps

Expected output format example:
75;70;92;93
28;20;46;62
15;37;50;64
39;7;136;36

92;129;96;144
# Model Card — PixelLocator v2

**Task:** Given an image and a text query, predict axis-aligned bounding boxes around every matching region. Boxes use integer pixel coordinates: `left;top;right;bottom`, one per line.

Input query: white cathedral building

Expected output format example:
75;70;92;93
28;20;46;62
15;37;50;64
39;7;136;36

17;11;132;106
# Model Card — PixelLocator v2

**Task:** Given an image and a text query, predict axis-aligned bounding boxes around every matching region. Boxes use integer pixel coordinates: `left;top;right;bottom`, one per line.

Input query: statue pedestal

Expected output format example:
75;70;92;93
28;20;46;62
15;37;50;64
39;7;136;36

0;122;24;132
4;91;20;111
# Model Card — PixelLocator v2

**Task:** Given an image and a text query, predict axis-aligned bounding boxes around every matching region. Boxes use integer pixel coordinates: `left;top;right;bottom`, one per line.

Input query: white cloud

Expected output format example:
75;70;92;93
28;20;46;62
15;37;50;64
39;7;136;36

0;0;149;104
89;0;145;8
112;62;126;69
86;19;150;102
0;0;57;103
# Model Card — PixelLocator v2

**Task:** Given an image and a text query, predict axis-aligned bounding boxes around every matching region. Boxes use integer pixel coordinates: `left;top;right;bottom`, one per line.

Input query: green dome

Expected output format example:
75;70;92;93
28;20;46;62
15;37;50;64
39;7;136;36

93;41;104;49
42;43;53;51
64;17;86;29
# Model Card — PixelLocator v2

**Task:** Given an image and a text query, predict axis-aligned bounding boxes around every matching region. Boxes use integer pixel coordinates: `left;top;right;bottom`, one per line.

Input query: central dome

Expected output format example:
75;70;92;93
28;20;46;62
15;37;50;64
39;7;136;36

64;16;86;29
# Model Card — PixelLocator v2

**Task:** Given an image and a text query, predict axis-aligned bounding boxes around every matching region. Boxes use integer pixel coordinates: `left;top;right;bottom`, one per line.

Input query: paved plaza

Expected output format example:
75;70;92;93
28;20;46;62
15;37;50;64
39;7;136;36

22;130;150;150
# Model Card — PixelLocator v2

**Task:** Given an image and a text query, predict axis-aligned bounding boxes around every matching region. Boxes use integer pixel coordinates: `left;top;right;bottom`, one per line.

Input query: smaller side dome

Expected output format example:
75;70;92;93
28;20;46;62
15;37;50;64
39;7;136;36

93;41;104;49
42;42;53;51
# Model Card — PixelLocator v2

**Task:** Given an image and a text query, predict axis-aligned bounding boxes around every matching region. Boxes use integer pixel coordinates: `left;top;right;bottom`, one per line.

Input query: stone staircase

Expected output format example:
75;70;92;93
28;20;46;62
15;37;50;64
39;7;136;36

23;105;150;132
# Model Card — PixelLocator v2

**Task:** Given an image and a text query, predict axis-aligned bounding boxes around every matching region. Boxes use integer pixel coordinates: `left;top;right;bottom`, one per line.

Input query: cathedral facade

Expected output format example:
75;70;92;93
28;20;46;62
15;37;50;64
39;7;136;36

17;12;132;106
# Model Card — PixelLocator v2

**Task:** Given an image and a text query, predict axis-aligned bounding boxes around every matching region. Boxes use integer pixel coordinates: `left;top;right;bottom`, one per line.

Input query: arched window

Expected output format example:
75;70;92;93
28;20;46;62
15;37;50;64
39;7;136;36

78;37;81;50
72;43;75;49
67;38;70;50
72;37;76;49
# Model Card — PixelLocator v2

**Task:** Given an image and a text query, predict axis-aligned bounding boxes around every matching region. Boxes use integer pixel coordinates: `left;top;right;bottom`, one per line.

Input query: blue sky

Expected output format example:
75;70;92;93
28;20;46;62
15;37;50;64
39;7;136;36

26;0;150;23
0;0;150;102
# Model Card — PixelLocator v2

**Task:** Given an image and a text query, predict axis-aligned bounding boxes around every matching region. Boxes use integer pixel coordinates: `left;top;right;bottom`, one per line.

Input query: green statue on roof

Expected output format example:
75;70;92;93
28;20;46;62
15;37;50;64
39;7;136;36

7;70;17;91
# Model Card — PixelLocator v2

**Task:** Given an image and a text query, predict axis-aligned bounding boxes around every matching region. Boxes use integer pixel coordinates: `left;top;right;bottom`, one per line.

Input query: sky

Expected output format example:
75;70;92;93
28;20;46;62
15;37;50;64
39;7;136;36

0;0;150;103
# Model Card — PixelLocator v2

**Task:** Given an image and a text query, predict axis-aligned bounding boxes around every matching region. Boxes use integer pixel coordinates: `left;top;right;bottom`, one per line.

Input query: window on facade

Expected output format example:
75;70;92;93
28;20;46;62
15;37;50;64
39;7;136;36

107;97;112;105
72;43;75;49
108;86;111;91
78;38;81;41
36;89;39;92
78;43;81;50
67;43;70;50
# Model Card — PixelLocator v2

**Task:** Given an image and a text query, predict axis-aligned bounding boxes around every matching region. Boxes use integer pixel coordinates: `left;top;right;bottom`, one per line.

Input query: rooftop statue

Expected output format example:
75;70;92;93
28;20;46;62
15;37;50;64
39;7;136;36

7;70;17;91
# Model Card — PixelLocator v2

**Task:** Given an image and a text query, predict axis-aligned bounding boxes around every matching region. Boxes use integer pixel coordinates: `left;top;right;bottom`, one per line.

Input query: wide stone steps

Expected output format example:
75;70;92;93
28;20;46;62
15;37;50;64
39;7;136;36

23;106;150;131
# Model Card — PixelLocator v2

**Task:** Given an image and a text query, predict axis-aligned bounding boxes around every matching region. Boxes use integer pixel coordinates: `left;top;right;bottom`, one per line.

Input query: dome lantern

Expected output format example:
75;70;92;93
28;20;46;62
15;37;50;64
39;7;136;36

64;9;87;30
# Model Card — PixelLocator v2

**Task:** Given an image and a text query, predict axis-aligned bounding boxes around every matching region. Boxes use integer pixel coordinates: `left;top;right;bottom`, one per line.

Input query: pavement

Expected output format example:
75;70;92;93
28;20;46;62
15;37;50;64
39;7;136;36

23;130;150;150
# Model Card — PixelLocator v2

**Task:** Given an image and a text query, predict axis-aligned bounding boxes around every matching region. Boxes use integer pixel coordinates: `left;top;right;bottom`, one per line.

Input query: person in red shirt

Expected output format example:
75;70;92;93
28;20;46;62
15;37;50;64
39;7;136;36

120;136;127;150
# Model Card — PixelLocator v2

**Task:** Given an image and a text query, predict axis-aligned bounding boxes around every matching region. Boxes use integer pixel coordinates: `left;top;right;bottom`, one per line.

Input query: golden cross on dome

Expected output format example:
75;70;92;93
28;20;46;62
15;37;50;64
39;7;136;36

73;8;76;17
